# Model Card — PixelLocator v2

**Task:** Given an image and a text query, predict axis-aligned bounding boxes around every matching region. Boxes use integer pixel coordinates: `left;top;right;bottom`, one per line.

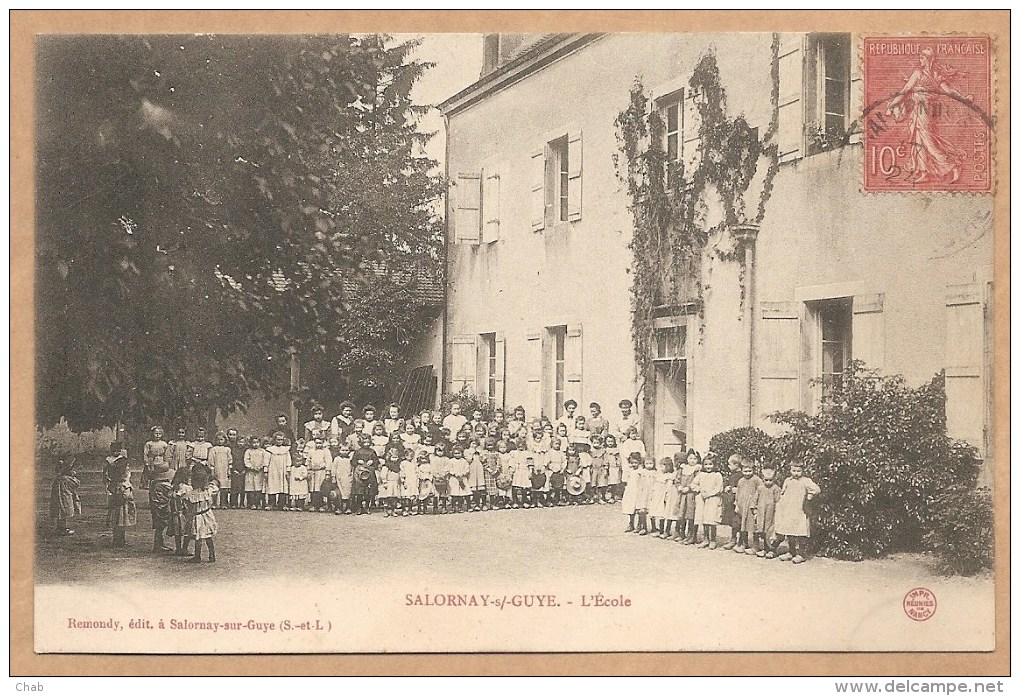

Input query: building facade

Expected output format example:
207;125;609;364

415;33;993;471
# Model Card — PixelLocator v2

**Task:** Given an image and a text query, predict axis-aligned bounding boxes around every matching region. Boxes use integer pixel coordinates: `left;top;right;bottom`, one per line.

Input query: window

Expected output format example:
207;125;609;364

481;332;497;408
454;165;500;245
530;131;582;231
653;326;687;361
816;298;853;400
550;325;566;417
818;33;850;137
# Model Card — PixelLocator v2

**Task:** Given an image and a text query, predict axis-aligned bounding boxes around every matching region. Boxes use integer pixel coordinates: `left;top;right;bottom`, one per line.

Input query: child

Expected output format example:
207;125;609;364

168;467;192;556
167;427;191;473
529;448;549;508
721;453;744;550
466;439;486;511
469;408;485;432
185;465;218;563
191;427;213;467
361;405;380;436
416;451;435;515
351;433;380;515
148;466;175;553
527;421;549;453
510;439;533;508
481;438;500;510
142;426;168;489
675;449;702;544
661;457;682;539
590;434;609;504
288;451;309;511
618;425;647;465
587;402;610;437
304;436;332;511
442;402;468;437
400;419;422;451
399;447;419;516
371;422;389;458
208;432;233;509
227;430;248;509
692;453;724;550
570;415;592;454
615;399;640;444
330;401;357;445
605;434;622;503
576;444;594;503
104;441;136;547
49;457;82;537
447;444;470;513
431;441;451;514
265;431;292;511
380;447;402;516
304;404;331;442
753;467;783;558
418;432;436;458
775;461;821;564
564;450;583;506
507;406;527;439
734;461;764;554
330;442;354;515
546;438;567;506
243;436;266;510
495;439;514;509
647;456;670;536
636;457;659;535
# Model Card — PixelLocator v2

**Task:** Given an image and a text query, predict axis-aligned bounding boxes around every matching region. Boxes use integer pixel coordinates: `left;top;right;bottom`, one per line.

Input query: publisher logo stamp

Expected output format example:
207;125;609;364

903;587;938;621
863;36;992;192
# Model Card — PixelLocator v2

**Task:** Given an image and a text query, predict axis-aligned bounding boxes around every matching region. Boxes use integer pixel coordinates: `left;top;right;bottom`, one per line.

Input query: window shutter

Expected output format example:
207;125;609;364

450;336;477;395
567;131;583;221
945;284;987;457
758;302;801;423
454;173;481;244
565;324;583;405
777;33;805;162
852;293;885;371
525;331;543;417
530;150;545;231
494;332;506;409
682;89;702;175
483;168;501;243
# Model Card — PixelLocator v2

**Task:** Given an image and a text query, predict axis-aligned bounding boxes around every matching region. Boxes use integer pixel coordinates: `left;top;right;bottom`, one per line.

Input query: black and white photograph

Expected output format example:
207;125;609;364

26;19;1002;658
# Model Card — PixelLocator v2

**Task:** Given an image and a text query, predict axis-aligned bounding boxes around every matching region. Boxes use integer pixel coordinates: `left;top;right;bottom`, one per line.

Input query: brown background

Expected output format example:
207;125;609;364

10;9;1010;676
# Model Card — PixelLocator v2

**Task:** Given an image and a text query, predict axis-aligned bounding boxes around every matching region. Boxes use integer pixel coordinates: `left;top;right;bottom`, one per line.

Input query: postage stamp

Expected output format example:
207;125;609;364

862;36;992;192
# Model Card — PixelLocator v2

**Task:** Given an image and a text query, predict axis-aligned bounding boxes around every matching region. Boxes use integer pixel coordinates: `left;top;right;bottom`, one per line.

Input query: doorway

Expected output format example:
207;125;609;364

654;361;688;461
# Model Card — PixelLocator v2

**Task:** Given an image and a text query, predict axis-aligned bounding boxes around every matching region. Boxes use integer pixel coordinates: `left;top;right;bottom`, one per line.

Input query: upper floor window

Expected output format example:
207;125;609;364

530;131;583;232
453;163;501;245
657;88;701;182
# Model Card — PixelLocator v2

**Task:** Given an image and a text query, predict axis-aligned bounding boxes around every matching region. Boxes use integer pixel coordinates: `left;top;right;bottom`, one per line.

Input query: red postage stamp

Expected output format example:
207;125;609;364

863;36;992;192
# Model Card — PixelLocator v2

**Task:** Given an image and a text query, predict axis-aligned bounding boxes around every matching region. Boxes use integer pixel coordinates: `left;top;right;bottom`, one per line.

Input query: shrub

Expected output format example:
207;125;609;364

923;486;994;576
36;419;116;459
769;362;982;561
708;426;776;465
440;385;496;421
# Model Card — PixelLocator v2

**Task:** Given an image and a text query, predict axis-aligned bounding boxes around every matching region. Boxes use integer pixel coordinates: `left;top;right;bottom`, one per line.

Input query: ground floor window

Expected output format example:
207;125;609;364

816;298;853;400
546;325;567;418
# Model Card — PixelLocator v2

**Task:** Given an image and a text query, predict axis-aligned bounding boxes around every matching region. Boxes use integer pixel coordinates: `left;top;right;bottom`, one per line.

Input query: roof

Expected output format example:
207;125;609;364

439;33;605;117
340;261;444;306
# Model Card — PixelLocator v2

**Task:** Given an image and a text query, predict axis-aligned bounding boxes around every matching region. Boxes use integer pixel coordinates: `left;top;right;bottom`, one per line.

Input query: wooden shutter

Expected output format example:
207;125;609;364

530;150;545;232
567;131;583;222
945;284;987;456
450;336;477;395
494;332;506;409
565;324;583;405
483;168;501;243
777;33;805;162
682;89;702;174
758;302;801;423
525;331;543;417
852;293;885;371
454;173;481;244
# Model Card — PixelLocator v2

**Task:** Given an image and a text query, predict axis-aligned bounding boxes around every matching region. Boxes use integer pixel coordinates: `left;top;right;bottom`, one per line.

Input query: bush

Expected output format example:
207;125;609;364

36;419;116;459
440;385;496;421
923;486;994;576
708;426;776;465
768;362;982;562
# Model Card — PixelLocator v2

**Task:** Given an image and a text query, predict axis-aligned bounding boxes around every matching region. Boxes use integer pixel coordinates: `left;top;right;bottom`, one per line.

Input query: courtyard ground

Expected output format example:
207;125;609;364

33;462;995;653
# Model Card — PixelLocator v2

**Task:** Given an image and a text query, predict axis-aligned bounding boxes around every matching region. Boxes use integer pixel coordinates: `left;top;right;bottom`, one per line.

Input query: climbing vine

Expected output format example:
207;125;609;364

614;36;782;373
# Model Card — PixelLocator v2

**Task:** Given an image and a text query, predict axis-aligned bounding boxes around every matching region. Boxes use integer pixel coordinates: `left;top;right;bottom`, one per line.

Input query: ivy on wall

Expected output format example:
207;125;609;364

614;36;782;373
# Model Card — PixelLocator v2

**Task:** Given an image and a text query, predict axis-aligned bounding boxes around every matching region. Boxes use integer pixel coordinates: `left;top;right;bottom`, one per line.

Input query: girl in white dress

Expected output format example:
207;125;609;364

265;431;291;510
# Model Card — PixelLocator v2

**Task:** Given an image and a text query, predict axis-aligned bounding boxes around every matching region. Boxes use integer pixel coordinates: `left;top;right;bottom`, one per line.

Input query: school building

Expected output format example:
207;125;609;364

409;32;995;473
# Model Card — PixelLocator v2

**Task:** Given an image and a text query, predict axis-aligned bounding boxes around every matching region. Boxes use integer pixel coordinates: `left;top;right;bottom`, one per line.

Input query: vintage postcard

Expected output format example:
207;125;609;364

13;10;1008;673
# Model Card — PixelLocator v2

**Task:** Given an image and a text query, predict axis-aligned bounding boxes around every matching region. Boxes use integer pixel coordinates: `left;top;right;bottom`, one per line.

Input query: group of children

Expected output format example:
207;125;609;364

48;396;821;565
621;449;821;564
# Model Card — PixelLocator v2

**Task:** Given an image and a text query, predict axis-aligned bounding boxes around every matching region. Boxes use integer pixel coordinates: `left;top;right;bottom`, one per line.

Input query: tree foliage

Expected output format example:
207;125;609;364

36;34;443;430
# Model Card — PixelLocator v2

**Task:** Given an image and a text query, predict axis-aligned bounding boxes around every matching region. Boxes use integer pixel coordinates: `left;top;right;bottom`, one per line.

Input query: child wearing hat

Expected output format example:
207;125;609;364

49;456;82;537
104;441;136;547
185;465;218;562
774;460;821;564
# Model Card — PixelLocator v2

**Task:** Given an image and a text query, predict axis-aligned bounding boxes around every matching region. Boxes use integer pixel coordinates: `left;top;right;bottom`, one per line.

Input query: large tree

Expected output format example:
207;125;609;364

36;34;443;430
